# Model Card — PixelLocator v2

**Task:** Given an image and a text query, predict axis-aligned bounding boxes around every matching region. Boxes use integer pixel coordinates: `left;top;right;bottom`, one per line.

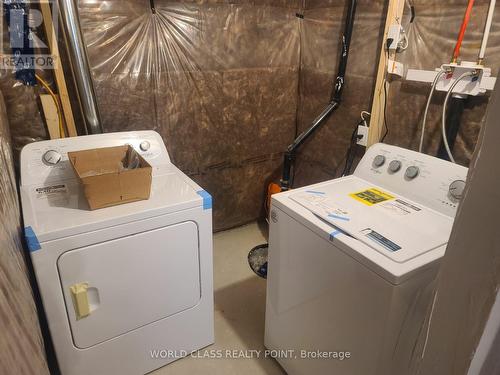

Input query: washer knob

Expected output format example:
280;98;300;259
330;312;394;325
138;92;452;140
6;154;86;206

373;155;386;168
140;141;151;152
405;166;420;180
388;160;402;173
43;150;62;165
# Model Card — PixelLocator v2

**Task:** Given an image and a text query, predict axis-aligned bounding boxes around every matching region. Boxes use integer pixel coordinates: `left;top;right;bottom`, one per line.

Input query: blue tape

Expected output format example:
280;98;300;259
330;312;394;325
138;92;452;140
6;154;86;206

328;214;350;222
197;190;213;210
24;227;41;253
329;230;342;241
306;190;325;195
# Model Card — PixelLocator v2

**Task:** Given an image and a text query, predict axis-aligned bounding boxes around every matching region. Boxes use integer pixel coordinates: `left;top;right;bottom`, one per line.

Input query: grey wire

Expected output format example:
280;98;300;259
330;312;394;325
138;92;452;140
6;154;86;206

419;70;445;153
442;71;474;163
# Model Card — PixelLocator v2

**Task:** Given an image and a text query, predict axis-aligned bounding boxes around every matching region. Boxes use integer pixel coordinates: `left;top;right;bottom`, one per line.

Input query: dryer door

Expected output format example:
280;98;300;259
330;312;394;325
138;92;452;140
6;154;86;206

58;221;201;349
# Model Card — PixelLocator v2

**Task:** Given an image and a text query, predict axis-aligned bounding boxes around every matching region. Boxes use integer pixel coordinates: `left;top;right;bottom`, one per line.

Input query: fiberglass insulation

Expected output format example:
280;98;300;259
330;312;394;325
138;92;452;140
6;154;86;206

2;0;500;230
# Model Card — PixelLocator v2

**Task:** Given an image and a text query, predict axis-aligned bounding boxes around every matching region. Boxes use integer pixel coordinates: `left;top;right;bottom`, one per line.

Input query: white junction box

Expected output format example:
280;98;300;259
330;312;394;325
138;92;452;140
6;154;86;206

20;131;214;375
265;143;468;375
406;61;497;96
356;124;369;147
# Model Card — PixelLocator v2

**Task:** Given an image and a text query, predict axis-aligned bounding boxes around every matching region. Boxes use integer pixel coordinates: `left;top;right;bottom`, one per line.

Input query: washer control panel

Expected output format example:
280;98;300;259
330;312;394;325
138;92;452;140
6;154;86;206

355;144;469;217
20;131;171;187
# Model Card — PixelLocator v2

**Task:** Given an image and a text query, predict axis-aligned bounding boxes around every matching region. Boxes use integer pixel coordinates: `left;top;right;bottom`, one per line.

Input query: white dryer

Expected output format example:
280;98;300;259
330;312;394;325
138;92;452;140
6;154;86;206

265;143;468;375
20;131;214;375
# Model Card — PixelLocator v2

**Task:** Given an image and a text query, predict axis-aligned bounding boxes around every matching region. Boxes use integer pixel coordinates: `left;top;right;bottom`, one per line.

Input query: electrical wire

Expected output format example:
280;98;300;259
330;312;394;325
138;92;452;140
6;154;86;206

35;74;65;138
452;0;475;63
341;123;360;177
399;0;415;51
478;0;496;63
382;80;389;142
419;70;445;153
381;48;391;142
441;71;474;163
360;111;371;123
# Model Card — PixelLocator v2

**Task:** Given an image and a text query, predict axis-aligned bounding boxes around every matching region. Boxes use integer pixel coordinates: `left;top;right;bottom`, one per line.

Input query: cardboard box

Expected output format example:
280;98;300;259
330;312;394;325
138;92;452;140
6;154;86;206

68;145;152;210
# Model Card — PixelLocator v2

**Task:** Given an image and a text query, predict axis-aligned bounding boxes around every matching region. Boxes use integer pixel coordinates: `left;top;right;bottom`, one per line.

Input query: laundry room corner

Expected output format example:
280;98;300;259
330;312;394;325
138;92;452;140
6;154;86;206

1;0;500;375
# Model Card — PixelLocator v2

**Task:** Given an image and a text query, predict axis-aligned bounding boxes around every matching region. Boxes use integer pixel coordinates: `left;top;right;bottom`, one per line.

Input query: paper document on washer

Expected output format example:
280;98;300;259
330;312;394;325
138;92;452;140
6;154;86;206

290;178;455;263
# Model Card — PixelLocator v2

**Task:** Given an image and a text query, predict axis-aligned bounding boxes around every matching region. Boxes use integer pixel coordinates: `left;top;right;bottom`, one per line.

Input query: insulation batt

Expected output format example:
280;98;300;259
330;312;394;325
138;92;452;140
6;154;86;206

2;0;500;229
0;90;50;374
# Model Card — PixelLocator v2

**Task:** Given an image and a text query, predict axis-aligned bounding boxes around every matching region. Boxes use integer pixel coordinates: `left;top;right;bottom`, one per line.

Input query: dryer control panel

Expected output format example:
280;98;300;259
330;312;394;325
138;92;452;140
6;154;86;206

20;131;170;187
354;144;469;217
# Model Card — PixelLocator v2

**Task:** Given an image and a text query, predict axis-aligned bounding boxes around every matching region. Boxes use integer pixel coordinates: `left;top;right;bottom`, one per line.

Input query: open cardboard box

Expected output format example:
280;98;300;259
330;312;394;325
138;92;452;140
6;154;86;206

68;145;152;210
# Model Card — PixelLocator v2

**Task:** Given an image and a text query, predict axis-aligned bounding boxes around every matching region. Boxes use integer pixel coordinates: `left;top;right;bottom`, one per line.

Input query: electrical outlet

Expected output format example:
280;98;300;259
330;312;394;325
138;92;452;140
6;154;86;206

357;125;369;147
387;24;402;51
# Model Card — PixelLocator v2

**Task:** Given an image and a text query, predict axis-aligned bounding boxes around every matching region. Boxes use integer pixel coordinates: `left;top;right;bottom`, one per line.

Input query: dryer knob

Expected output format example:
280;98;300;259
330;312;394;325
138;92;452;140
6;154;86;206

140;141;151;152
43;150;62;165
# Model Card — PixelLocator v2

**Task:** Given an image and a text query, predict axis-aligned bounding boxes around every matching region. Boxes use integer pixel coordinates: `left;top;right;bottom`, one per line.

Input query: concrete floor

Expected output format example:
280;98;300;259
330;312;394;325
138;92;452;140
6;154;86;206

152;222;286;375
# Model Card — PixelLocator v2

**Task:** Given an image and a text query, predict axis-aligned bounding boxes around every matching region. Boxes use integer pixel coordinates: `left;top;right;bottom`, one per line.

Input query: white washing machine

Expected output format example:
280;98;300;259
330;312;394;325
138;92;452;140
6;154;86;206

265;143;468;375
20;131;214;375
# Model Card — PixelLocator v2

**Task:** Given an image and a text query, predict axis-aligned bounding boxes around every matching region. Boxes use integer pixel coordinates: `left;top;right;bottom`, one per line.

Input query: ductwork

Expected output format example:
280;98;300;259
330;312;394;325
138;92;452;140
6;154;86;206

58;0;102;134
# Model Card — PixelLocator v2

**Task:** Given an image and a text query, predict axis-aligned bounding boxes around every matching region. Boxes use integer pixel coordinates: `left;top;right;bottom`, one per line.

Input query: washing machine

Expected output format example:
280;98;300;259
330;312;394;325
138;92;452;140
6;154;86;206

20;131;214;375
265;143;468;375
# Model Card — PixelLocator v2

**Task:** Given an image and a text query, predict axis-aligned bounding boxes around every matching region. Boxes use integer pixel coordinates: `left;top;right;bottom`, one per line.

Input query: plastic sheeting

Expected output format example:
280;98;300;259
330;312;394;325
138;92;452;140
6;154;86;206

78;0;302;230
0;91;49;374
384;0;500;165
2;0;499;230
0;2;49;157
293;0;386;186
293;0;500;186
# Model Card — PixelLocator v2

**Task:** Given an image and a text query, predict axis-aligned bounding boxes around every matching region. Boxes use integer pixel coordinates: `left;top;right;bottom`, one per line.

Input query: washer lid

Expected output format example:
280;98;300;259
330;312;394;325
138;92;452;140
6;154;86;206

290;176;454;264
21;170;206;243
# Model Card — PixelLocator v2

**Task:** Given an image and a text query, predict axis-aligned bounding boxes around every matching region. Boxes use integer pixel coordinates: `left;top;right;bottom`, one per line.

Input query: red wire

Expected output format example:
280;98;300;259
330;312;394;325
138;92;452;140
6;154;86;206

452;0;475;62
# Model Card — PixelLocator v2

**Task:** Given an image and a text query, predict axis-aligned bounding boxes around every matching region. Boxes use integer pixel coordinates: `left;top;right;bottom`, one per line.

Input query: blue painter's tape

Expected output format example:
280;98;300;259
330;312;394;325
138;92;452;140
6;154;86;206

328;214;350;222
306;190;325;195
197;190;213;210
24;227;41;253
329;230;342;241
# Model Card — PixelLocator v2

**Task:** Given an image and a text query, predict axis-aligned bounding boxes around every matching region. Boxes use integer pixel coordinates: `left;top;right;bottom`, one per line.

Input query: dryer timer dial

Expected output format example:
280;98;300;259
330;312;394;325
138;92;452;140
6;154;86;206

43;150;62;165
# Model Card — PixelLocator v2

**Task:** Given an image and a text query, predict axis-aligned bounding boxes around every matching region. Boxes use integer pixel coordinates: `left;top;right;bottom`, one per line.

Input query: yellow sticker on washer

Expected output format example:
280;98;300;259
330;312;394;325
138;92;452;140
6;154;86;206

350;188;395;206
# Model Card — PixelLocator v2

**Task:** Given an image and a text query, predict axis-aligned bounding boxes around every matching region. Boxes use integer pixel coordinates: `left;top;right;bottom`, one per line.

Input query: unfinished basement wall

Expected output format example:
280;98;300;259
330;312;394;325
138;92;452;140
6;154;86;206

2;1;498;230
78;0;302;230
293;0;500;186
383;0;500;166
0;91;49;374
0;2;48;157
293;0;386;186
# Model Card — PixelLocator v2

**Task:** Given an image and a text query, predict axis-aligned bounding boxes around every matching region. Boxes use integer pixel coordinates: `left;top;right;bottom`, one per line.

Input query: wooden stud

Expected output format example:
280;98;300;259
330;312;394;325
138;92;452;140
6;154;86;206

40;1;78;137
40;94;60;139
367;0;406;146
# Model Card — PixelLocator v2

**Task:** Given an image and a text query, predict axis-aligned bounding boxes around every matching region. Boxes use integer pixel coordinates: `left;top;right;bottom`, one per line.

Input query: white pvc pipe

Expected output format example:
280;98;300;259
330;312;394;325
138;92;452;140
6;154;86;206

479;0;496;61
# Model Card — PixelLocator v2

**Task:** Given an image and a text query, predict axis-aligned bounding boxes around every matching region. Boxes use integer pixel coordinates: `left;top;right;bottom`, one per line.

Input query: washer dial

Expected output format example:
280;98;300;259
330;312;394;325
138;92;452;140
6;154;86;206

43;150;62;165
388;160;402;173
449;180;466;201
405;166;420;180
373;155;386;168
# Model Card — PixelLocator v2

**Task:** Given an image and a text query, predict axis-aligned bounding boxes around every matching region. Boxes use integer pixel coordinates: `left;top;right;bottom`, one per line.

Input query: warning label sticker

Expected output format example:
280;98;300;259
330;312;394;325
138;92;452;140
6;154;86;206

380;199;422;216
35;184;68;199
349;188;395;206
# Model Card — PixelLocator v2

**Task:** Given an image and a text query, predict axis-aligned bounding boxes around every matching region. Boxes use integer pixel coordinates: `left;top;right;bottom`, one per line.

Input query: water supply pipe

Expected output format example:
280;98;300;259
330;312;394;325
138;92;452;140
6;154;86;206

478;0;496;64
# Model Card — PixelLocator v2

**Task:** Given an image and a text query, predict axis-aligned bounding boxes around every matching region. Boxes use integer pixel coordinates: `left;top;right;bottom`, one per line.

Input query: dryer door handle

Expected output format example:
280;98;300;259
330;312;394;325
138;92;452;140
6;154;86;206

70;282;91;320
